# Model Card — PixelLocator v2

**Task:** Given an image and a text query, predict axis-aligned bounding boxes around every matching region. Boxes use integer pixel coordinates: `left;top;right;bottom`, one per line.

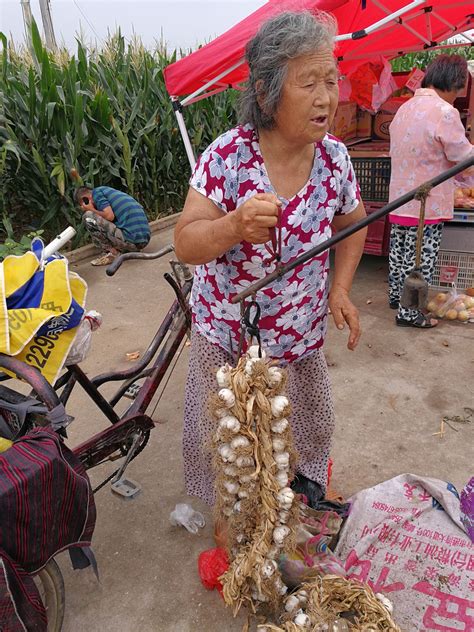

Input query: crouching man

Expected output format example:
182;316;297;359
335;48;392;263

76;186;151;266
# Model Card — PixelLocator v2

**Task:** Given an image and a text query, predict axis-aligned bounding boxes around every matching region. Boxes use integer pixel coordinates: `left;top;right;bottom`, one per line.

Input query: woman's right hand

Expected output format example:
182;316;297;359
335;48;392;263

230;193;281;244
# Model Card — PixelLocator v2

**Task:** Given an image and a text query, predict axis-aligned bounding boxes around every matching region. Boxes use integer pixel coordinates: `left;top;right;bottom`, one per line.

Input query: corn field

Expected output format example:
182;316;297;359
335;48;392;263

1;22;473;247
0;22;238;244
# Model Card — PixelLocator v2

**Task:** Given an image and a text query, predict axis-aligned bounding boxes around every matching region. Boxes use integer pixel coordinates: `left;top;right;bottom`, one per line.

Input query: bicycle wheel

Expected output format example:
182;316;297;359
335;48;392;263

34;559;65;632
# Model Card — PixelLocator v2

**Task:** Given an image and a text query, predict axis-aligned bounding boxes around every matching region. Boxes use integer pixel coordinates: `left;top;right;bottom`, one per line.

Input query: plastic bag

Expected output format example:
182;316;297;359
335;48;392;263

460;477;474;543
169;503;205;534
197;547;229;595
278;505;346;588
346;57;397;113
426;286;474;323
65;310;103;365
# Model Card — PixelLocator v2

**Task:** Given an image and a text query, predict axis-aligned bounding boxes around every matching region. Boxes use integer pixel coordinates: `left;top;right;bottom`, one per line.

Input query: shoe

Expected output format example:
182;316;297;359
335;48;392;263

396;314;438;329
389;300;399;310
91;252;115;266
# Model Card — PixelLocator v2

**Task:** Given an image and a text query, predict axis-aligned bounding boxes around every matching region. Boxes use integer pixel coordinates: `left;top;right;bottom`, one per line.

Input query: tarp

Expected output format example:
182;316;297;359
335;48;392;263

164;0;473;99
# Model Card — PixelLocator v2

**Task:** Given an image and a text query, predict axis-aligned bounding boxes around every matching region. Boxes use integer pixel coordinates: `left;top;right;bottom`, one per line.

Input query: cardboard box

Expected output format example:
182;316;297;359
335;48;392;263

356;108;372;138
329;101;357;141
373;112;394;140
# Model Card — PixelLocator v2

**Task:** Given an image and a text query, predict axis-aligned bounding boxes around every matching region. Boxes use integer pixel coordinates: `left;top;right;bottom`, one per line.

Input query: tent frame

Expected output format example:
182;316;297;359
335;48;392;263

169;0;471;169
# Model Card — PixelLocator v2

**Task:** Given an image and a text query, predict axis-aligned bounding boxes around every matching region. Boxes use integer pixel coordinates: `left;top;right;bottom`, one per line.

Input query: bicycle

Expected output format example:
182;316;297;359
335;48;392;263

0;246;193;631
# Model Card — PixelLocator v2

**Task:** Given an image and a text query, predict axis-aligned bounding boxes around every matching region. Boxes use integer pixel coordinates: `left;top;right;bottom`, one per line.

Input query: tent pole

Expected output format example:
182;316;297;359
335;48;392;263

172;99;196;170
181;58;245;107
335;0;426;40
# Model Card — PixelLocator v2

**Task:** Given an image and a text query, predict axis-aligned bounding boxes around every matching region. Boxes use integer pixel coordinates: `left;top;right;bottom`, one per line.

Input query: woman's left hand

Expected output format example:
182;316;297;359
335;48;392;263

328;286;361;350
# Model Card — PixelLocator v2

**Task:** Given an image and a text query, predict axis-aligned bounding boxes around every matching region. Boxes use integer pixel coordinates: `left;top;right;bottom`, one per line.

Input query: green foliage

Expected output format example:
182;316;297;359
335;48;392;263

0;24;238;244
390;46;474;72
0;215;43;260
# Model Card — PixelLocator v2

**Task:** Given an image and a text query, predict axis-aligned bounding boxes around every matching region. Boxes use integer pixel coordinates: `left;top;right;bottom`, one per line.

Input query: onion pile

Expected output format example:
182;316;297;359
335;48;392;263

211;345;299;614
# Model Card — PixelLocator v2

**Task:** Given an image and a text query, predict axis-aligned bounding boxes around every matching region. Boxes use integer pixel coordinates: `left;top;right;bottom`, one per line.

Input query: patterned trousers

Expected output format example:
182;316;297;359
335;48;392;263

183;331;335;506
82;212;148;253
388;223;443;321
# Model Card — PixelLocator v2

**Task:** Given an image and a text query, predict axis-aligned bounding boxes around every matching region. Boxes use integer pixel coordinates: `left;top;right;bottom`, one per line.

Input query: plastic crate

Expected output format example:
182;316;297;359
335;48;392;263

363;202;390;256
431;250;474;291
352;157;391;203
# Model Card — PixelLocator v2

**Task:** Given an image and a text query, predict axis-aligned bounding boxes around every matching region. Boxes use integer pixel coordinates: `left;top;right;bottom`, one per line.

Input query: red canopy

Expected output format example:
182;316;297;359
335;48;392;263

164;0;473;99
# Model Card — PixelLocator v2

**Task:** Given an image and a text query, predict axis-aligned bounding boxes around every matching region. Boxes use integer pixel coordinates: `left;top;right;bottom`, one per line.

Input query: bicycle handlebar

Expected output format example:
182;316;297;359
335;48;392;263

0;354;62;412
106;244;175;276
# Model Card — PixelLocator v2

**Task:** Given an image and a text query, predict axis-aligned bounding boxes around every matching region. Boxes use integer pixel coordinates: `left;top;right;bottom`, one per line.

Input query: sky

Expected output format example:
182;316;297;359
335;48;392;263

1;0;266;52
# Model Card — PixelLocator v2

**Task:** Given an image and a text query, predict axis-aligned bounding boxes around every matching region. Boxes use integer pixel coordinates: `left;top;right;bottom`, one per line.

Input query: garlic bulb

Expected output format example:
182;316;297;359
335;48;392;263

239;474;252;484
273;525;290;545
236;455;254;468
230;435;250;450
268;366;283;386
218;444;236;463
297;590;308;607
271;418;289;434
376;593;394;614
223;465;238;477
223;480;239;495
251;590;268;603
279;510;290;524
247;345;266;359
245;358;259;376
233;500;242;513
275;471;288;489
236;533;245;543
294;612;310;628
223;506;232;516
275;578;288;596
216;364;232;388
285;595;300;612
218;415;240;433
274;451;290;469
262;559;277;578
270;395;289;417
277;487;294;510
272;437;286;452
218;388;236;408
238;489;249;499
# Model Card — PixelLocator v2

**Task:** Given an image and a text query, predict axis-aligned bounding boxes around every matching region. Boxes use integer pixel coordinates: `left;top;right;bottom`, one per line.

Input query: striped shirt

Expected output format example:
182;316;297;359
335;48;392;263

92;186;151;244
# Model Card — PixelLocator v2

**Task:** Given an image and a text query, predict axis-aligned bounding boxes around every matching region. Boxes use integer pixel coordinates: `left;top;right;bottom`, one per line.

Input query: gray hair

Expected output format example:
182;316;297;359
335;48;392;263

421;54;468;92
238;11;337;130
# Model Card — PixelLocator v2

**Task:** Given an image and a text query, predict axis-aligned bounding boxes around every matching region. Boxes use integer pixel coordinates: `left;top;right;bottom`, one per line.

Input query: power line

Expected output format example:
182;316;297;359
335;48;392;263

72;0;104;45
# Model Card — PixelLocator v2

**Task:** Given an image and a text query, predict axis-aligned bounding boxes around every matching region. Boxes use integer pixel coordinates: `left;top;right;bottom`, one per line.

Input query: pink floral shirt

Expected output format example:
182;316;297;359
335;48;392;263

189;124;360;363
389;88;474;224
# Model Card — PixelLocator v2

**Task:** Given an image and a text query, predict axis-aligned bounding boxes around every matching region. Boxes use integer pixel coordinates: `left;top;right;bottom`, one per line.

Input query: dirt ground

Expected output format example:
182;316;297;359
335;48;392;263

57;225;472;632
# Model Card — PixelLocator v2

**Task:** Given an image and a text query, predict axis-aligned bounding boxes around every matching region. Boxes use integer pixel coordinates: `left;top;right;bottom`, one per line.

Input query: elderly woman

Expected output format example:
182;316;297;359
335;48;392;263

175;11;367;506
389;54;474;328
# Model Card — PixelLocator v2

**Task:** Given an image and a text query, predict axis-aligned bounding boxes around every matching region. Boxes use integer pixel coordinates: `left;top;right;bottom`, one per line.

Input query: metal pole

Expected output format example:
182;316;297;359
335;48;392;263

172;99;197;170
231;155;474;304
38;0;58;51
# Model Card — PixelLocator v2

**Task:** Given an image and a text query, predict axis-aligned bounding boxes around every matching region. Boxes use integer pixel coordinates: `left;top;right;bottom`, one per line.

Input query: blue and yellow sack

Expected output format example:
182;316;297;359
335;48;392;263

0;238;87;383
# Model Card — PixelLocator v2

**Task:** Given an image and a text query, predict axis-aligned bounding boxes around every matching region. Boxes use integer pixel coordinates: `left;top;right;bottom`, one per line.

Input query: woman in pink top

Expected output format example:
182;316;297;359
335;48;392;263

388;55;473;328
174;11;367;507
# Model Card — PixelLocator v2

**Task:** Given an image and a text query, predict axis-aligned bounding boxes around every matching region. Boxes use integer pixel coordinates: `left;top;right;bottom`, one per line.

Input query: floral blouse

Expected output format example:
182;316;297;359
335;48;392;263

189;124;360;363
389;88;474;223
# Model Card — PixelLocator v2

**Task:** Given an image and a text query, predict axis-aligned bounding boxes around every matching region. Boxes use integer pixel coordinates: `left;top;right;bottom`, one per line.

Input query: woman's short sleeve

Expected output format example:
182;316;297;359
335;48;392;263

335;145;361;216
189;129;240;213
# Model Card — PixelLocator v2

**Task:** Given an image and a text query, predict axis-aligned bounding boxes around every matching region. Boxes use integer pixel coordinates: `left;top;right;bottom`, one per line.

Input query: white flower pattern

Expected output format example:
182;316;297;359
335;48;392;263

189;124;360;363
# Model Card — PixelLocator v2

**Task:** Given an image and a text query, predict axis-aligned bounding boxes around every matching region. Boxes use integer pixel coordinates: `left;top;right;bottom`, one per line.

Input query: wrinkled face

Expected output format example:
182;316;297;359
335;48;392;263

273;48;339;145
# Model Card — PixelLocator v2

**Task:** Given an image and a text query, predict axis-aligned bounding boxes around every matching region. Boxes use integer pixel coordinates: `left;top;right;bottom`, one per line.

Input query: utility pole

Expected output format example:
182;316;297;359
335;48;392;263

38;0;58;51
20;0;34;50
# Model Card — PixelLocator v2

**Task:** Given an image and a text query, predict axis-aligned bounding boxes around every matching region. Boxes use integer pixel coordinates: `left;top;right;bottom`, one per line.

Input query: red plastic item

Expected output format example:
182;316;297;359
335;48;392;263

327;457;333;488
198;547;229;596
364;202;390;257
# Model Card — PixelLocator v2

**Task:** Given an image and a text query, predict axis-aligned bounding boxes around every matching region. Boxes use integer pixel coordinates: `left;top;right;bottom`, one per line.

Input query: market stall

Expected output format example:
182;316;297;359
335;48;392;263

164;0;474;287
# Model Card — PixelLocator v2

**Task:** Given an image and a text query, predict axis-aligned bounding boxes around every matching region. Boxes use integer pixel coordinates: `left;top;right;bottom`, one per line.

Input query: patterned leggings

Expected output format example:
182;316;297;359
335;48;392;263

82;212;147;254
183;331;335;506
388;223;443;321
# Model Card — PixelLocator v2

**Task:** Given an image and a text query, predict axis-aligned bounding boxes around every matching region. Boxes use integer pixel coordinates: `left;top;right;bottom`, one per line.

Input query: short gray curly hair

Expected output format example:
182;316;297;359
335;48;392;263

238;11;337;130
